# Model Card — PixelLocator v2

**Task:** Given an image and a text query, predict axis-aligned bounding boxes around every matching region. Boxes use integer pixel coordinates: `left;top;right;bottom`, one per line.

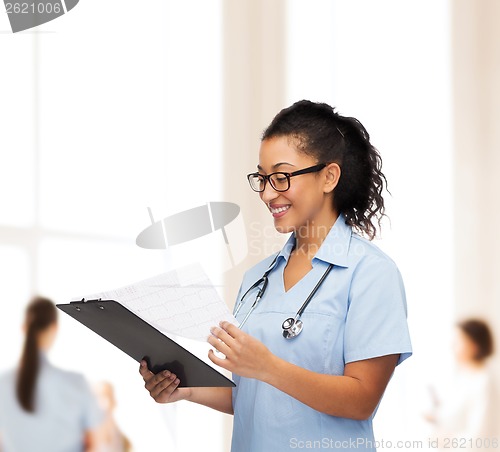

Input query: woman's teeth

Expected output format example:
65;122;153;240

270;205;290;214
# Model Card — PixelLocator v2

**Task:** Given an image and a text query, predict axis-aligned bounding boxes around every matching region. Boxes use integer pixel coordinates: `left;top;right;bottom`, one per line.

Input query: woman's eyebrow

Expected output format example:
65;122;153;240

257;162;296;171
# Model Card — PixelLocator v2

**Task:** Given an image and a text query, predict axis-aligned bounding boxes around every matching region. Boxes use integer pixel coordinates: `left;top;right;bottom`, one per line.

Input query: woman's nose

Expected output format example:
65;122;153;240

259;180;279;204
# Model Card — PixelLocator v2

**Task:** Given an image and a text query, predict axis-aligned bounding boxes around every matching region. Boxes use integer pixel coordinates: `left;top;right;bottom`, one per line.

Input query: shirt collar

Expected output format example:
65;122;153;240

266;213;352;271
312;214;352;267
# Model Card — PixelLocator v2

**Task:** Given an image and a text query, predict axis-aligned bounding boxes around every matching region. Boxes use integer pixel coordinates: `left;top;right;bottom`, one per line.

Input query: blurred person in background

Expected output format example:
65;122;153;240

0;296;103;452
93;381;132;452
425;318;497;451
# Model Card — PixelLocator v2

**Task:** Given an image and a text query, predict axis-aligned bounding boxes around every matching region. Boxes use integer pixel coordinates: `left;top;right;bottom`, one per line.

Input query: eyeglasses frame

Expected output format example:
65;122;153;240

246;163;328;192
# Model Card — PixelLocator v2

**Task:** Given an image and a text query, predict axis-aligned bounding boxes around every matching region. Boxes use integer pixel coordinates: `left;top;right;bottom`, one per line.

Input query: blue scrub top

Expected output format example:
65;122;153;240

231;214;412;452
0;353;103;452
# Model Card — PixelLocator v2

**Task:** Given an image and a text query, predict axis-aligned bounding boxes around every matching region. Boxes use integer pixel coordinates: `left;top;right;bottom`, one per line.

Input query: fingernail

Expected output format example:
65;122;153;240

163;370;170;377
169;374;175;380
140;361;145;368
174;378;180;384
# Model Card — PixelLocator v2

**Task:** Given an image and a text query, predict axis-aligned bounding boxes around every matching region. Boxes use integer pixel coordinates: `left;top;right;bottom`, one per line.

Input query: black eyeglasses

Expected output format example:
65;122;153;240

247;163;327;192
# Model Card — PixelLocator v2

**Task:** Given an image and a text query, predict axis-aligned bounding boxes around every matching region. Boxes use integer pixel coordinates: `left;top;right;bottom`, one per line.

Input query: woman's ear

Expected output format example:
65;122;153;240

323;162;341;194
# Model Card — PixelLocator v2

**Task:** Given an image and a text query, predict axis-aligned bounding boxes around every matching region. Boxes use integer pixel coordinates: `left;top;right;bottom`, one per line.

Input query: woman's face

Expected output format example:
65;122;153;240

453;327;479;364
257;136;337;234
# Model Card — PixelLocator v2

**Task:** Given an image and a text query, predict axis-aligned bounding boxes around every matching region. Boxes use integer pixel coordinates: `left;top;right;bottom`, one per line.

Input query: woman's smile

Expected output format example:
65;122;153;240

269;203;291;218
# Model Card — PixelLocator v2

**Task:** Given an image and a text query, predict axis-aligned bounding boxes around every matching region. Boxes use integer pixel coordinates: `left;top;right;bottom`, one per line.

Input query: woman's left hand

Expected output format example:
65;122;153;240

207;321;274;380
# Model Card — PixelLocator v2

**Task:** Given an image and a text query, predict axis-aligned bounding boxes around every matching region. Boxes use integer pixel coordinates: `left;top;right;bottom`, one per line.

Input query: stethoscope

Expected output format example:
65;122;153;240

234;254;334;339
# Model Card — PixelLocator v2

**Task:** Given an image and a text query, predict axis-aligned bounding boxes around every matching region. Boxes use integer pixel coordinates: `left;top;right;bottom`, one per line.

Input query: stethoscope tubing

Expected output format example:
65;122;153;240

235;257;277;329
235;253;333;335
295;263;333;317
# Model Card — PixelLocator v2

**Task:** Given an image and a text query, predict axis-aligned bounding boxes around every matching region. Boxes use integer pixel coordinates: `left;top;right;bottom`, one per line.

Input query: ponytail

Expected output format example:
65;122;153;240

262;100;387;240
333;116;386;240
16;296;57;412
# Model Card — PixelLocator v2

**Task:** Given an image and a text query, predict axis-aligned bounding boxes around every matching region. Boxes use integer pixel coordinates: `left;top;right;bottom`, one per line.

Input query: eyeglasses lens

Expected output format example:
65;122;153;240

248;174;265;192
248;173;290;192
269;174;289;191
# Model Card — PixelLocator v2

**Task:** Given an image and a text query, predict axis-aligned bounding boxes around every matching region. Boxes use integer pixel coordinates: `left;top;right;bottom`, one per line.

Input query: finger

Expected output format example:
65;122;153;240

207;334;231;355
155;378;181;402
208;349;230;370
144;369;174;392
210;326;236;348
148;370;176;396
154;378;180;403
219;321;241;339
150;371;179;399
139;361;154;381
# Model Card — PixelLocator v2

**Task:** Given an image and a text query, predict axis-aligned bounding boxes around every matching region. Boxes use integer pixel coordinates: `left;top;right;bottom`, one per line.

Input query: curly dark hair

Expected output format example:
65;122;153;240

262;100;388;240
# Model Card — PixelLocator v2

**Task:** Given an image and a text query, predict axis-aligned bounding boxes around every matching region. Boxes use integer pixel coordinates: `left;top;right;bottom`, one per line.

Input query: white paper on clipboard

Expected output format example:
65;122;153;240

81;262;239;342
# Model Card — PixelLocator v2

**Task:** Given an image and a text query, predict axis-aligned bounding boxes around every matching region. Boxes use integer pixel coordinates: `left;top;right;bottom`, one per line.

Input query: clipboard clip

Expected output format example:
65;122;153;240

70;298;102;311
71;298;102;303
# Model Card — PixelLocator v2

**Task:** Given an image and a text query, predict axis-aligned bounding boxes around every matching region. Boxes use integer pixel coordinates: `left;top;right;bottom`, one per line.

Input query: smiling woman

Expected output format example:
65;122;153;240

139;100;413;452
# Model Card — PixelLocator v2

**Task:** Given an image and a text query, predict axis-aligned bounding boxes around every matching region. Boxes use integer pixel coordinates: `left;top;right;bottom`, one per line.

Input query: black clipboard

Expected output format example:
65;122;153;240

56;299;235;388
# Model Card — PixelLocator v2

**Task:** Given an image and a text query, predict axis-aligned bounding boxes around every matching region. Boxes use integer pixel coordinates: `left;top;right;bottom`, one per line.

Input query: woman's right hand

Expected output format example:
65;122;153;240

139;360;192;404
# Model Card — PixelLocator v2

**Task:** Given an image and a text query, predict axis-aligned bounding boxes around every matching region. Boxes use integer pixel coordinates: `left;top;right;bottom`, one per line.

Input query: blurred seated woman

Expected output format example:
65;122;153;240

93;381;132;452
426;319;497;451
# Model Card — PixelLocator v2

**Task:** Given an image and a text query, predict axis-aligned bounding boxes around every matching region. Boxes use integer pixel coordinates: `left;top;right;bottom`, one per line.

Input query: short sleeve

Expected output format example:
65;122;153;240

344;255;412;366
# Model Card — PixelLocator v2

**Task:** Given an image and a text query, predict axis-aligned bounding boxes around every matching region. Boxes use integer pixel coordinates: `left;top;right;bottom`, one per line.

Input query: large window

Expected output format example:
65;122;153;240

1;1;225;450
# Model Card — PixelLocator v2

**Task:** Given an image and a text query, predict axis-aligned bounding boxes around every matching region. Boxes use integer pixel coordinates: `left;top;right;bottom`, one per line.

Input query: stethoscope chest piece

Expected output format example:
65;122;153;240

282;317;303;339
235;255;334;341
